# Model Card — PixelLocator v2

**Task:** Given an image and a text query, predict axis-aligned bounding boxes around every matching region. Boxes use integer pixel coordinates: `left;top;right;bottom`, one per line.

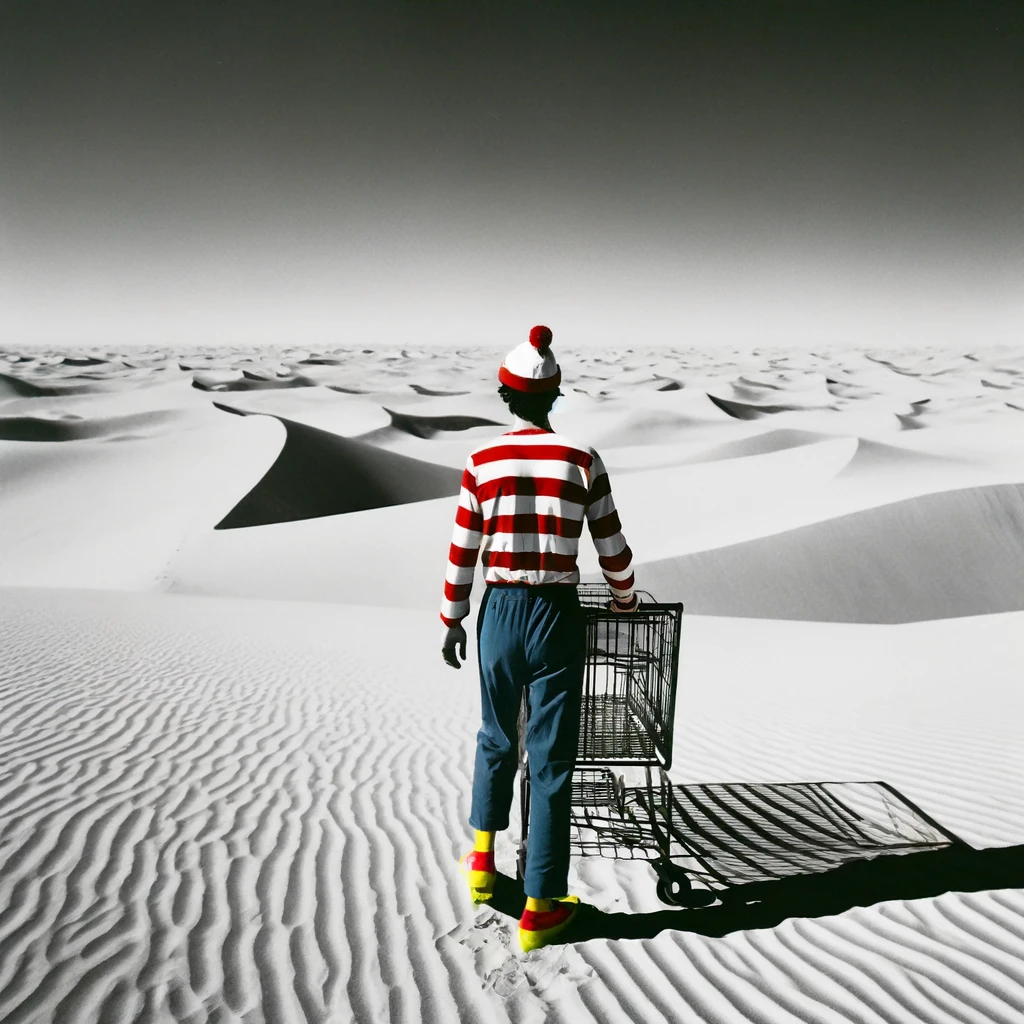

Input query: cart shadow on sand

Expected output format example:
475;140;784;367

491;778;1024;944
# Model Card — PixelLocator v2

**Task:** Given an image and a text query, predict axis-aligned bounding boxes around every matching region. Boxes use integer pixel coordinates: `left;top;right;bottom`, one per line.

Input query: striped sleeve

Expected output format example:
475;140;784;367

441;454;484;627
585;448;638;609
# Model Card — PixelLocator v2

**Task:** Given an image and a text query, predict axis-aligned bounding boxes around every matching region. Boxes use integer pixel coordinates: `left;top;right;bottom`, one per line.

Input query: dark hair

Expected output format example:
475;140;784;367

497;383;562;427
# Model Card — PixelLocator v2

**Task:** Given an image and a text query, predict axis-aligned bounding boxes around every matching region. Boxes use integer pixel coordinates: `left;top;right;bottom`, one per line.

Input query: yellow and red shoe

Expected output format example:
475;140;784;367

518;895;581;952
458;850;496;904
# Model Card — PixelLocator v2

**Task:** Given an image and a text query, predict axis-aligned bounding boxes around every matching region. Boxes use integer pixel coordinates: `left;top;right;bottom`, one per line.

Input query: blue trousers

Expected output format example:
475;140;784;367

469;583;587;899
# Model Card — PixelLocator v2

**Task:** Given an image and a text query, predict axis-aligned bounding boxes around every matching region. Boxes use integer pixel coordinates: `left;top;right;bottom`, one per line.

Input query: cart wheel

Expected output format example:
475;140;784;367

653;862;694;906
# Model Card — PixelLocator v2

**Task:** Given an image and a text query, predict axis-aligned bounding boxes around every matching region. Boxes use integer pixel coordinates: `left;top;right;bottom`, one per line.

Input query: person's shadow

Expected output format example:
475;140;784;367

491;779;1024;944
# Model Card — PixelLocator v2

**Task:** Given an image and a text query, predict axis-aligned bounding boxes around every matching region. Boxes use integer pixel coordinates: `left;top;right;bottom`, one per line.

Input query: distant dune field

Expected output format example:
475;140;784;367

1;343;1023;1022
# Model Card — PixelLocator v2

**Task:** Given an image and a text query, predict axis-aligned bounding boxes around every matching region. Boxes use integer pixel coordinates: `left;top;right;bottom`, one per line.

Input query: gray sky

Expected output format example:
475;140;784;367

2;1;1022;350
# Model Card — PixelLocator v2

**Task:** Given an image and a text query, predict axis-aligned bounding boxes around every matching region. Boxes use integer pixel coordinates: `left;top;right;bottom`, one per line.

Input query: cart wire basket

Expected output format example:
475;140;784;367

575;584;683;769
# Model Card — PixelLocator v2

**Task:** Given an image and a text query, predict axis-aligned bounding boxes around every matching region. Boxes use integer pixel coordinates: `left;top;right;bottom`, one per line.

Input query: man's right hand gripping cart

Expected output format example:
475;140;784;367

608;592;640;614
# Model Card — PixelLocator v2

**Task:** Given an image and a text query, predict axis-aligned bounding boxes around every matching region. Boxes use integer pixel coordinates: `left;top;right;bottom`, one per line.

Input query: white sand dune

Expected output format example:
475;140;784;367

897;408;929;430
168;427;1004;612
0;408;189;442
0;413;282;590
670;429;966;479
1;342;1023;1022
825;377;876;399
735;374;784;390
549;391;736;449
621;483;1024;623
0;369;124;399
192;369;319;392
163;439;863;607
60;354;111;366
200;387;392;438
584;438;861;565
350;388;734;460
674;427;837;465
161;493;462;608
837;436;966;477
296;355;345;366
331;429;501;469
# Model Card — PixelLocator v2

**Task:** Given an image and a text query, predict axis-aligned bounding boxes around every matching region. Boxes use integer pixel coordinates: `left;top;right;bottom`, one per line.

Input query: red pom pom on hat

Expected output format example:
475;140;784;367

499;325;560;392
529;325;553;351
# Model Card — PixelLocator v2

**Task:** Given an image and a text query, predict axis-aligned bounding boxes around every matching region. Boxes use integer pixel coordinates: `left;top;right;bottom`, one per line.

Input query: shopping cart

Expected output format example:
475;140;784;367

516;582;699;906
515;583;965;907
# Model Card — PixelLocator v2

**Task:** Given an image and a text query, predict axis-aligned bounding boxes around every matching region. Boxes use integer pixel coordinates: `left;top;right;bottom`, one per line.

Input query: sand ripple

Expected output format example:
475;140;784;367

0;590;489;1023
1;590;1021;1023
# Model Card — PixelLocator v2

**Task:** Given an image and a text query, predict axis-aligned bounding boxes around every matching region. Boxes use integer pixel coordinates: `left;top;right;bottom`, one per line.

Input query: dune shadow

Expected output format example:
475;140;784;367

212;404;462;527
408;383;472;397
707;392;824;419
0;371;107;398
379;406;504;439
192;372;318;392
61;355;109;366
0;409;183;441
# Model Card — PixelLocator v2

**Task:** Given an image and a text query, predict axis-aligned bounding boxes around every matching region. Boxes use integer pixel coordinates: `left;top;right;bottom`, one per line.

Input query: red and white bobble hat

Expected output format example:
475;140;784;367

498;325;561;393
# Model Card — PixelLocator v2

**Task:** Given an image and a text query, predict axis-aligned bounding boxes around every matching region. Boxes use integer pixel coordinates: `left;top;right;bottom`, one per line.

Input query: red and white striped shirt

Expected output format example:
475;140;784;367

440;427;637;627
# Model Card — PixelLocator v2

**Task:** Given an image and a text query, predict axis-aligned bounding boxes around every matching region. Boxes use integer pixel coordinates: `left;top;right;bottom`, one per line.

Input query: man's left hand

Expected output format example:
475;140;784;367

442;624;468;669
